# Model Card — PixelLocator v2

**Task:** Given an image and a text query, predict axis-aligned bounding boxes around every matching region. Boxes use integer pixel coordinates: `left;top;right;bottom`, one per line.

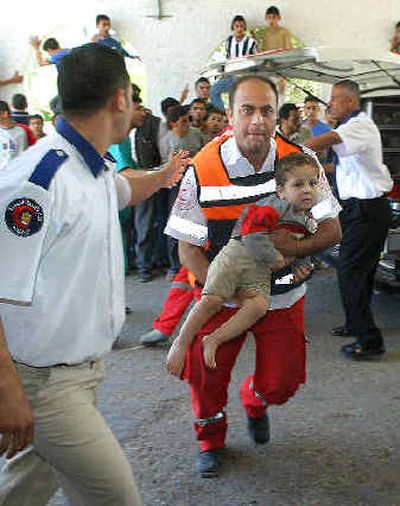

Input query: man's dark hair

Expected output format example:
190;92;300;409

266;5;280;16
396;21;400;29
279;103;298;121
166;105;188;124
0;101;11;114
96;14;110;25
275;153;319;186
132;90;142;104
57;43;130;117
29;114;44;122
189;98;206;108
231;15;247;31
43;38;60;52
304;95;318;104
12;93;28;111
335;79;361;103
161;97;180;116
195;77;210;88
228;75;278;109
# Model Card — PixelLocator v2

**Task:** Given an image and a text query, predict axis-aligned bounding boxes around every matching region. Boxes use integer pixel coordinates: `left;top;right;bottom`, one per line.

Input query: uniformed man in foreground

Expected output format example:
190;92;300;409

0;44;186;505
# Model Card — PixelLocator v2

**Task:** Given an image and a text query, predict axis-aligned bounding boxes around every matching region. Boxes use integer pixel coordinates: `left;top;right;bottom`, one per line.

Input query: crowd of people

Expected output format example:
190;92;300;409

0;4;396;505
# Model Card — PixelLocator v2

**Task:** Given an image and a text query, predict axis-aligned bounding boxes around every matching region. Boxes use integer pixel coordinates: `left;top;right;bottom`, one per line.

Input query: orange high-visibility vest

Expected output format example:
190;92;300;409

192;131;303;258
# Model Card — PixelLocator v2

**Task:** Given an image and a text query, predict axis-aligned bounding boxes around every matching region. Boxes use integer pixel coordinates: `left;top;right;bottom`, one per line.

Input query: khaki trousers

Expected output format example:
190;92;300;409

0;359;142;506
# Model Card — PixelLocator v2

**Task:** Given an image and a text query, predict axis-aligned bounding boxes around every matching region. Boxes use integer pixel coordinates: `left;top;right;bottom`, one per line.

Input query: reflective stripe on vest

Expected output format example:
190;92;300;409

193;135;276;222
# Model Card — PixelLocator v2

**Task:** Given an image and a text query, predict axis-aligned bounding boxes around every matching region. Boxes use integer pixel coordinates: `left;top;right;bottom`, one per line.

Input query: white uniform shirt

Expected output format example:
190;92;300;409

0;124;28;170
165;135;341;310
333;111;393;200
0;118;132;366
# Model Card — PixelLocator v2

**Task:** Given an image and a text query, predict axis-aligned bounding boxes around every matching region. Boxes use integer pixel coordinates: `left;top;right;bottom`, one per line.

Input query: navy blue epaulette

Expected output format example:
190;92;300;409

28;149;69;190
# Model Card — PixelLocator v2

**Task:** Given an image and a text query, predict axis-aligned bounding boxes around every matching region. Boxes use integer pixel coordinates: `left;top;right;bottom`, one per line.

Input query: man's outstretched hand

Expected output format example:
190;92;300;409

160;151;190;188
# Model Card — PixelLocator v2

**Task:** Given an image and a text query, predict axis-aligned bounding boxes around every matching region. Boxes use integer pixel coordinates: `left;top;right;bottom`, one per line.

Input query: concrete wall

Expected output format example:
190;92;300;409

1;0;399;113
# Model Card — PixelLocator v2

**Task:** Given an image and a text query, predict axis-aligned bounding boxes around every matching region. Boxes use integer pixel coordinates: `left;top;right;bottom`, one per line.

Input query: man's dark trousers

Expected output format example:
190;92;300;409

337;197;392;347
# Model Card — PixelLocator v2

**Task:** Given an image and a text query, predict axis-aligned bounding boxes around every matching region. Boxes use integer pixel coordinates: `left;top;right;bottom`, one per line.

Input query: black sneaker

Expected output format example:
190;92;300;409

341;341;385;359
196;450;219;478
247;412;270;445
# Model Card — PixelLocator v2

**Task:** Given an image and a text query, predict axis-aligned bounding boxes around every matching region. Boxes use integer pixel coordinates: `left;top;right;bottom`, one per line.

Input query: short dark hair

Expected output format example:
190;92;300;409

278;103;298;121
57;43;130;117
304;95;318;105
0;101;10;114
43;38;60;51
206;107;224;119
96;14;110;25
166;105;188;124
29;114;44;121
266;5;280;16
12;93;28;110
161;97;180;116
195;77;210;88
231;15;247;31
228;75;278;109
275;153;319;186
396;21;400;29
334;79;361;103
189;98;206;108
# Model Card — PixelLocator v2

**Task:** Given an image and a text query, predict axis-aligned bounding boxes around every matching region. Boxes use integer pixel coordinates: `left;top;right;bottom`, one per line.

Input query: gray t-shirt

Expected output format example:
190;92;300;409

159;127;204;162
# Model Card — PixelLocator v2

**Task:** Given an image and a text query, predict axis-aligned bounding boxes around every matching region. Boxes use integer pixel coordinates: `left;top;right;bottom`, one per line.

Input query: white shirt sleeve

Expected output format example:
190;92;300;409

334;117;374;157
114;173;132;210
0;181;51;303
302;146;341;222
164;166;208;246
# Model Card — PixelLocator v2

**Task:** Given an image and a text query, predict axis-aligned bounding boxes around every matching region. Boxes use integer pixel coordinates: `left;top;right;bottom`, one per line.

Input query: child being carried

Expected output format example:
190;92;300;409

166;152;320;376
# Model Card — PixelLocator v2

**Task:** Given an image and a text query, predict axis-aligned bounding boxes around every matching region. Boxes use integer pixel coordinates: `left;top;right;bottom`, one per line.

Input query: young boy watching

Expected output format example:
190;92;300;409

263;5;292;50
166;153;320;375
92;14;140;59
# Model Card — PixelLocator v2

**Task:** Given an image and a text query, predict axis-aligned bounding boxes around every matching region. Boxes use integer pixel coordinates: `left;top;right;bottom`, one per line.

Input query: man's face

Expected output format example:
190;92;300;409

282;109;300;135
172;114;190;137
265;13;280;28
304;100;319;122
130;102;146;129
98;19;111;37
29;118;44;138
228;79;277;156
233;20;246;38
189;102;207;122
196;82;211;101
328;85;354;121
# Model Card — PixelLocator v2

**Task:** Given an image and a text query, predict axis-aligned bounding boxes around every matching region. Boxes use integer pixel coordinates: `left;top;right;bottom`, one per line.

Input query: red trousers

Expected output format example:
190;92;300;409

153;267;197;336
182;296;306;451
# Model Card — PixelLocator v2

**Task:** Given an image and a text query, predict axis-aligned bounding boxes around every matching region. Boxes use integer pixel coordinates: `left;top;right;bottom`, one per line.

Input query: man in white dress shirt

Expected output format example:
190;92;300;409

305;80;393;359
0;43;186;505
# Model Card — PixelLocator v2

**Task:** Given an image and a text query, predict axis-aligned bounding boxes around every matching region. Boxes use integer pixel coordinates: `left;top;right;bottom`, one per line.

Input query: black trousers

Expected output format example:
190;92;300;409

337;197;392;346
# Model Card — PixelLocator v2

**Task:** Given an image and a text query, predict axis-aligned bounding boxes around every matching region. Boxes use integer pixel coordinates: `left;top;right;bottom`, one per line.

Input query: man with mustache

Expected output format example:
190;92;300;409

165;75;342;477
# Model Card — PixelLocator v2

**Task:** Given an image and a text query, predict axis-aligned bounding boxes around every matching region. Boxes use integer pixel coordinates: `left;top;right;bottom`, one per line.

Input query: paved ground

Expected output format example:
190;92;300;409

5;267;400;505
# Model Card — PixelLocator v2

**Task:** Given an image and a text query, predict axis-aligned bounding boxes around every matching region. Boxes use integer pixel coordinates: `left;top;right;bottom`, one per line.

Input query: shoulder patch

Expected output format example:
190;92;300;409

5;197;44;237
28;149;69;190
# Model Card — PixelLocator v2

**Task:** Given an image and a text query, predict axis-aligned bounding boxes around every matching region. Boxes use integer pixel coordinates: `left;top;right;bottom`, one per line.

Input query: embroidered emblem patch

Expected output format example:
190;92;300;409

5;198;44;237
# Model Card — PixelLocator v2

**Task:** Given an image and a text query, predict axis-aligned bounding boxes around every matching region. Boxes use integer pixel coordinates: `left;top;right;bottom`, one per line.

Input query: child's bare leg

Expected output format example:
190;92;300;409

203;292;268;369
166;294;223;377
